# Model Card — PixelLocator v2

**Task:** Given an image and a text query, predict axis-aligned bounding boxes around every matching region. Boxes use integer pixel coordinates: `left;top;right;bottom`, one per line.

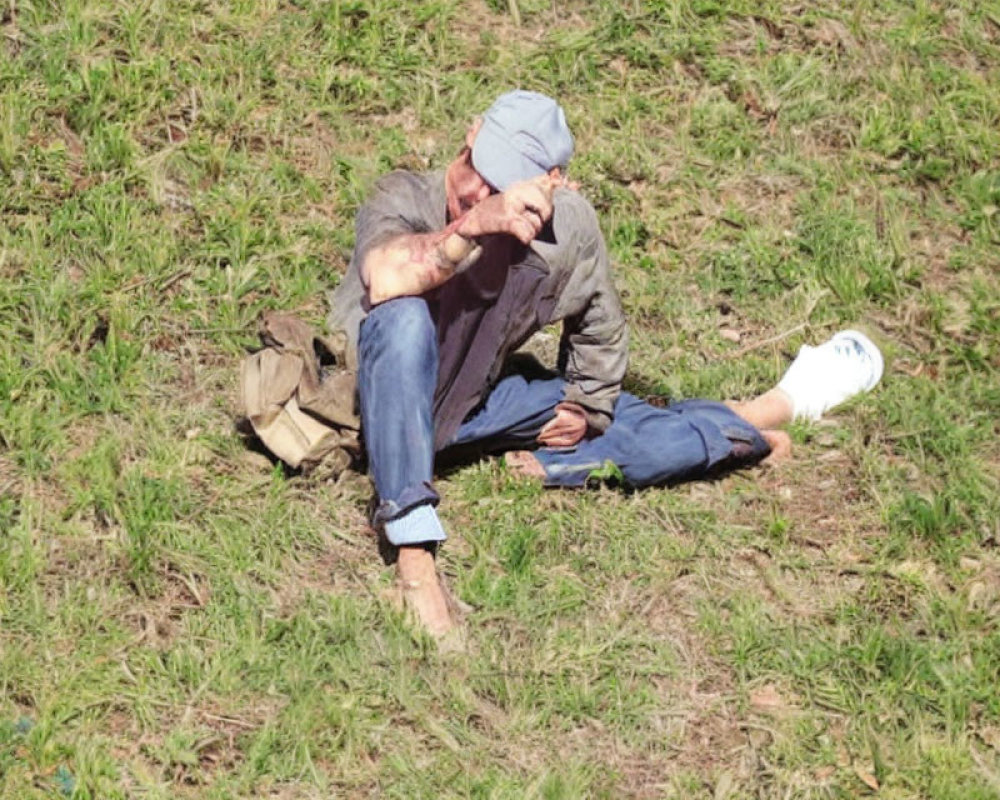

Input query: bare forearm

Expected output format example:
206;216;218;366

361;172;560;305
363;225;480;306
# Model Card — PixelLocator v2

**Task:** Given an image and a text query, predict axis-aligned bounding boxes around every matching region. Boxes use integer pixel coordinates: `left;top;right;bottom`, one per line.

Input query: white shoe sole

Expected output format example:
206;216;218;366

831;329;884;391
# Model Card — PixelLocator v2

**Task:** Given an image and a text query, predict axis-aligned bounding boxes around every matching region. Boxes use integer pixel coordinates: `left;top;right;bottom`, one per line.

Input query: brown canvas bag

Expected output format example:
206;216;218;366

240;312;361;473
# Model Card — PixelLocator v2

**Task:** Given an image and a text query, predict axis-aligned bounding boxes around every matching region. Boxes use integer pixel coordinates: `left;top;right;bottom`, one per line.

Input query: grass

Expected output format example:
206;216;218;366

2;0;1000;796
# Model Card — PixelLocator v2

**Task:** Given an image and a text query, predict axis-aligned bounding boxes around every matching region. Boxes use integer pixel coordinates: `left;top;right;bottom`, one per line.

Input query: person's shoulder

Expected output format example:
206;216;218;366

552;187;601;244
553;186;597;214
364;170;444;221
357;169;447;237
373;169;441;196
532;187;606;276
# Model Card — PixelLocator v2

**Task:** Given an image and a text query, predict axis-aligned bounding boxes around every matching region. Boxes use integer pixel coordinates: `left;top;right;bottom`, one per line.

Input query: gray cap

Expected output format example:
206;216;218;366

471;90;575;191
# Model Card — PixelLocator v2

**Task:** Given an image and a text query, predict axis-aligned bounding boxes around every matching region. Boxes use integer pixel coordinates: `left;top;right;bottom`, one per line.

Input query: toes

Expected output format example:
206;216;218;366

761;430;792;463
504;450;547;479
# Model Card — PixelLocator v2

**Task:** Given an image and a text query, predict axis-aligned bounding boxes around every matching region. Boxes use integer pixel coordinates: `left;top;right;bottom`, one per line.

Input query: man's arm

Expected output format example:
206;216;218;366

362;223;481;306
362;174;560;306
558;290;629;432
547;192;630;435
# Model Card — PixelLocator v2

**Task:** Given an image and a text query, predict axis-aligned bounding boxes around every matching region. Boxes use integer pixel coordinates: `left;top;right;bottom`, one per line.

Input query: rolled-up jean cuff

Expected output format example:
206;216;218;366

372;481;440;524
719;424;771;464
670;400;770;469
383;504;448;546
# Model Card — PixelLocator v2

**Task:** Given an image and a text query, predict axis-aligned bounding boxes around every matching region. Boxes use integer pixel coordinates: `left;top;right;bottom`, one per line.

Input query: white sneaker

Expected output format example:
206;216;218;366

778;330;884;420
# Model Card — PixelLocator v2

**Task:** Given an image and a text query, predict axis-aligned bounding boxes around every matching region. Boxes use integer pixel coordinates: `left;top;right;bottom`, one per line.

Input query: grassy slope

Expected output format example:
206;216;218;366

2;0;999;797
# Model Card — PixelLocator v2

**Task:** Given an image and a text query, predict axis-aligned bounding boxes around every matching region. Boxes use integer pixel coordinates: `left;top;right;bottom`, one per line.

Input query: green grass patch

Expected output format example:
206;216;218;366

2;0;999;796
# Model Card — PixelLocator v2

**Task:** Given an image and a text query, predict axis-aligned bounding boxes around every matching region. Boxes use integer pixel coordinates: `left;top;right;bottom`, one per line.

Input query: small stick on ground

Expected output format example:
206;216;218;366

724;322;807;360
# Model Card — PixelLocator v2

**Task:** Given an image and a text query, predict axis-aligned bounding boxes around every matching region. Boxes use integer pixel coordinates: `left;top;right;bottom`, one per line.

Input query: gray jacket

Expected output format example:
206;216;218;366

327;169;628;449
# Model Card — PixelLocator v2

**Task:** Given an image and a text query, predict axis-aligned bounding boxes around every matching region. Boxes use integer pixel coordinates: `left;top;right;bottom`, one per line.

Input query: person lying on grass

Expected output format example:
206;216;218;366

326;90;883;638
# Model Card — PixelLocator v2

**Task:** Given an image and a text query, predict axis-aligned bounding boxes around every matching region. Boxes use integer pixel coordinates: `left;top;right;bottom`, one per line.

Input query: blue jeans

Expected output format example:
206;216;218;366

359;297;770;546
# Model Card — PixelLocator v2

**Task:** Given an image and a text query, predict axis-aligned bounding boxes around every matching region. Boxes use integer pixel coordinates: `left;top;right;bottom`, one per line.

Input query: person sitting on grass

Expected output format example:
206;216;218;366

326;89;884;638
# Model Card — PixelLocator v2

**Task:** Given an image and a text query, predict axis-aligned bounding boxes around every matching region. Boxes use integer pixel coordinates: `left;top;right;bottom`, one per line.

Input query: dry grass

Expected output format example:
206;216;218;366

2;0;1000;797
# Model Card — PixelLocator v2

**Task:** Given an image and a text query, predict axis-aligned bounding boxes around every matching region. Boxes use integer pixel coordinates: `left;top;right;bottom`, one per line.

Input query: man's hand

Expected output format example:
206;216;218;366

456;173;561;244
537;401;588;448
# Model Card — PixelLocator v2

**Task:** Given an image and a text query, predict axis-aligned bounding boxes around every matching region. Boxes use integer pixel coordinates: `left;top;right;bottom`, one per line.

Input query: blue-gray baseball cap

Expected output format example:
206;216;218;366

471;90;575;191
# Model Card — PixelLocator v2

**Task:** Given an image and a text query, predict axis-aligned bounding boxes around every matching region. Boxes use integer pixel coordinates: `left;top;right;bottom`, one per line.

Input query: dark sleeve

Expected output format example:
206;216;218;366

548;193;629;432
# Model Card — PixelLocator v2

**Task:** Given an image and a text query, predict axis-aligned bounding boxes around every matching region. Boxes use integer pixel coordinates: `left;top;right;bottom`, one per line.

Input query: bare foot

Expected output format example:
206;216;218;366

504;450;547;480
396;546;454;638
761;429;792;464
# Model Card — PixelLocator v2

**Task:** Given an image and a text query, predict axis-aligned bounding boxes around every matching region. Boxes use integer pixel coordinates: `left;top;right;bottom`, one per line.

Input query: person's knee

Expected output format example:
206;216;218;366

360;297;436;369
364;297;433;339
